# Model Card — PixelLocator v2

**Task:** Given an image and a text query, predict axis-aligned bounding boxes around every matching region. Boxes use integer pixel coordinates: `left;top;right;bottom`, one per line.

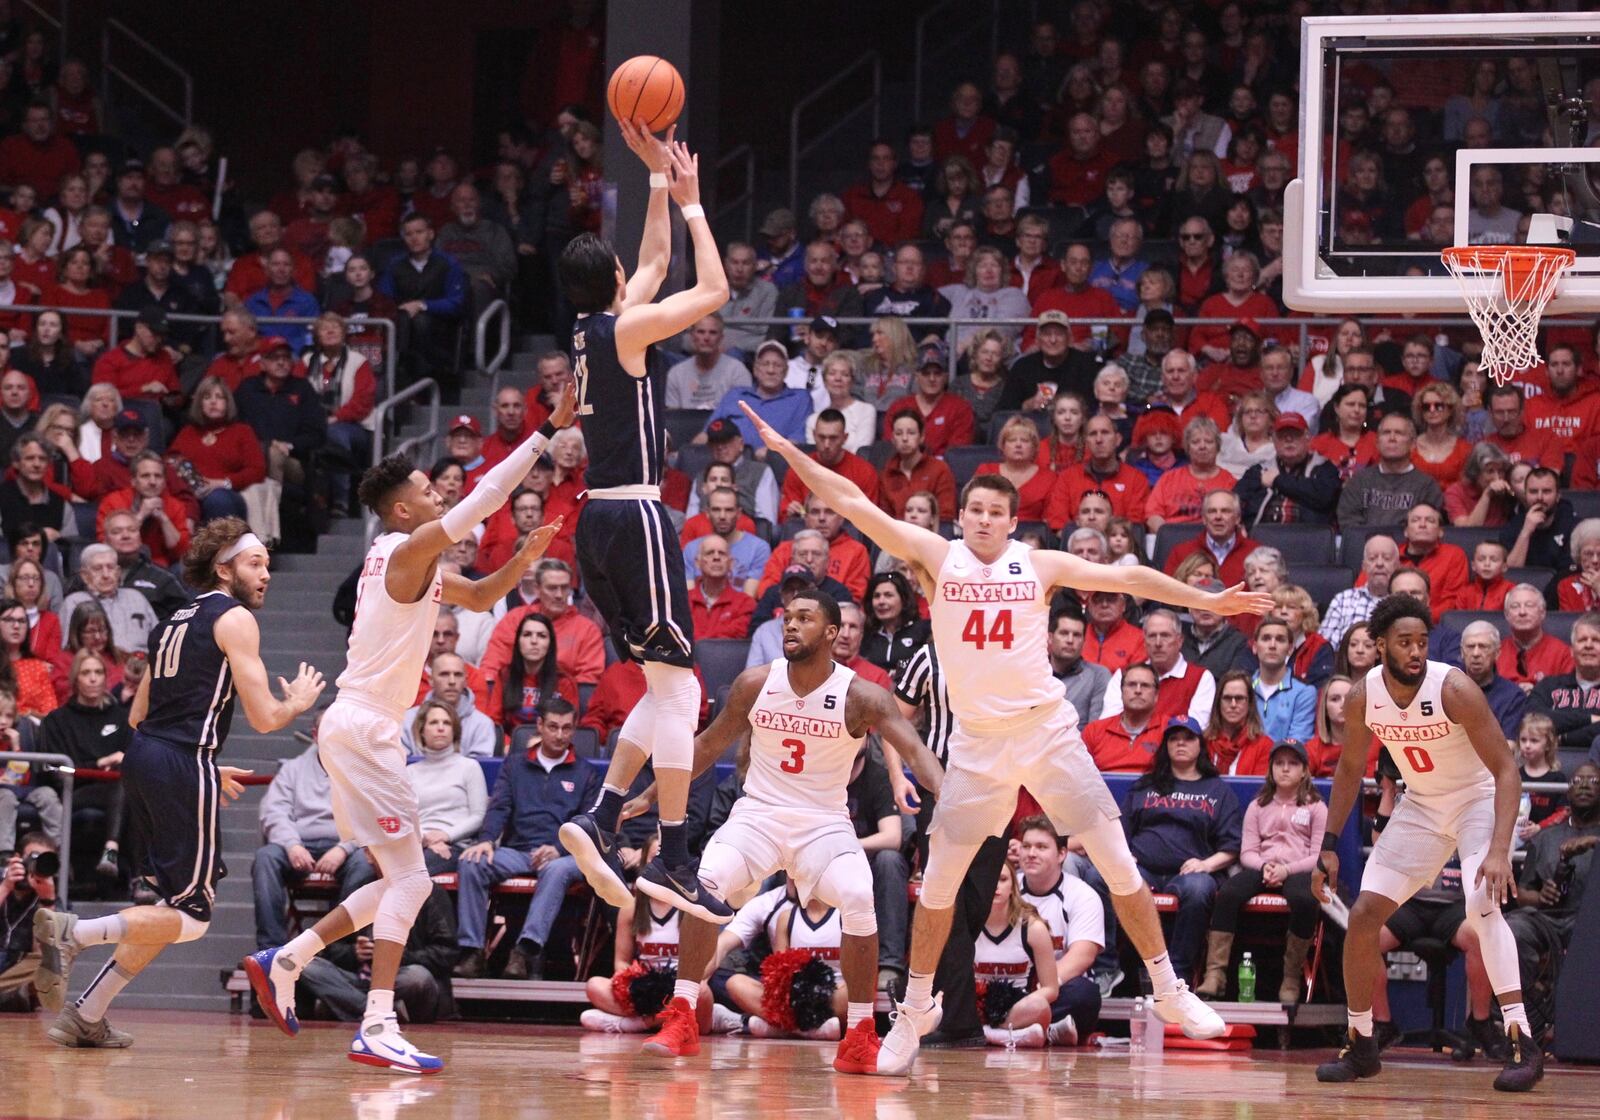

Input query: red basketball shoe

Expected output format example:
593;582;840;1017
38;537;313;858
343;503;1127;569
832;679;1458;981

641;997;700;1058
833;1019;883;1074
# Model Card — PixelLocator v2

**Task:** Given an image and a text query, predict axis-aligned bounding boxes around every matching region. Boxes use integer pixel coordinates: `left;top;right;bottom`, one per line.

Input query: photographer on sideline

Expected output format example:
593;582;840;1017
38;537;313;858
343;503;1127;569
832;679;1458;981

0;832;59;1010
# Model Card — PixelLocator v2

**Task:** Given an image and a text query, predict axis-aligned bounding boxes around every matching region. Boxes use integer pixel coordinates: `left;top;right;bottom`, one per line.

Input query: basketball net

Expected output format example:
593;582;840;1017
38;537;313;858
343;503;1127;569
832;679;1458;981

1441;245;1576;385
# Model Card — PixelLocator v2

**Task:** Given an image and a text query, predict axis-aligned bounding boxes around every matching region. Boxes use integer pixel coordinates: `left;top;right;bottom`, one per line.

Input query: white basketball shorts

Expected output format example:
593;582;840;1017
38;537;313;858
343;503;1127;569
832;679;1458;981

1361;787;1501;905
317;698;420;848
696;798;868;909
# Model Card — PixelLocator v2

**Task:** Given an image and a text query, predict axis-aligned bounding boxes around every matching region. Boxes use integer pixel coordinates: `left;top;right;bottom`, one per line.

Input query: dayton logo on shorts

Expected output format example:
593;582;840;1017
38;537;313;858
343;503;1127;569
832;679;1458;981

376;816;402;834
940;581;1038;603
1369;722;1450;743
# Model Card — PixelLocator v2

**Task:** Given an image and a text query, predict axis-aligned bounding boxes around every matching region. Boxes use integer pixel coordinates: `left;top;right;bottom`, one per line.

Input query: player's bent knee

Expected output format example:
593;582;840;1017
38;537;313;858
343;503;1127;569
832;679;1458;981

373;867;432;943
174;912;209;943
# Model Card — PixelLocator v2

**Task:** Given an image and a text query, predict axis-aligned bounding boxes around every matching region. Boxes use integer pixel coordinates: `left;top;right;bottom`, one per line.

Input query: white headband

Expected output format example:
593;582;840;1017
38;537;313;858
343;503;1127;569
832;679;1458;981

219;533;266;563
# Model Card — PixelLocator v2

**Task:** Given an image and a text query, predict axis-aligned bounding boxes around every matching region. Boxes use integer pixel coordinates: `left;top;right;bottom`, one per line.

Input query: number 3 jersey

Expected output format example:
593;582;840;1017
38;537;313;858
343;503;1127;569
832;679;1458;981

931;539;1061;735
1362;661;1493;801
139;590;241;750
744;659;864;814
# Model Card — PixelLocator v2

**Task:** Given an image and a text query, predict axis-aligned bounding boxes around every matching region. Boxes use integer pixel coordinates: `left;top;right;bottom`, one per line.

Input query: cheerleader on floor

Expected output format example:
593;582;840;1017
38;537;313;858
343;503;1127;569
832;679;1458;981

975;861;1060;1048
746;886;850;1041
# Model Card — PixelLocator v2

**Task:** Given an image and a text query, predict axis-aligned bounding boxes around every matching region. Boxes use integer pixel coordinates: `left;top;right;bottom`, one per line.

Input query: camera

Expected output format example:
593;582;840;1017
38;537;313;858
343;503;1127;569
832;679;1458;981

23;850;60;879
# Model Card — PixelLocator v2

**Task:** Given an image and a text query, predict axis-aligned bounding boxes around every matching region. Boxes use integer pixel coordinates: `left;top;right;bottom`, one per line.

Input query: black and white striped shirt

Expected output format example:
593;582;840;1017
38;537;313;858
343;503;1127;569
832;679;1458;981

894;642;953;770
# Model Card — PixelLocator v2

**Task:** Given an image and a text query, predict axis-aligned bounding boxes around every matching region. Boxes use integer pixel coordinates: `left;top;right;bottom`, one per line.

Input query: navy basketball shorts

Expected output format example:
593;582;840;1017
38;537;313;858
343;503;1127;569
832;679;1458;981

576;497;696;669
120;731;224;922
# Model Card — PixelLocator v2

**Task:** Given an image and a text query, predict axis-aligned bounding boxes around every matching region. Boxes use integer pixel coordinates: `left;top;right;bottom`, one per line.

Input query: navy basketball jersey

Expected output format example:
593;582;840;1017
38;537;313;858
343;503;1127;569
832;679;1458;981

139;591;241;750
573;312;664;489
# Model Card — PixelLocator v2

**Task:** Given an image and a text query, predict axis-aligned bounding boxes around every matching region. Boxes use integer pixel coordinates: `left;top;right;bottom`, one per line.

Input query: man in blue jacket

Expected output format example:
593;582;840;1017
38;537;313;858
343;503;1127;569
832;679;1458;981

378;213;467;391
452;698;597;981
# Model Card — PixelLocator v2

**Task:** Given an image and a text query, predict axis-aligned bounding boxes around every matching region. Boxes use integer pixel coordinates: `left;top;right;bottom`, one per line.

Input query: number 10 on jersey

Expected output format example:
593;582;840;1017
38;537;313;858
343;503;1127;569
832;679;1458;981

961;608;1014;650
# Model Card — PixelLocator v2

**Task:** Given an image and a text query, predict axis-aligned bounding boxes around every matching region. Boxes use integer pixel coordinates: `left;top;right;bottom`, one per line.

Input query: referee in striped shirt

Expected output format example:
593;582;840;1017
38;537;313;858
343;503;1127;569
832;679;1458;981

884;642;1009;1047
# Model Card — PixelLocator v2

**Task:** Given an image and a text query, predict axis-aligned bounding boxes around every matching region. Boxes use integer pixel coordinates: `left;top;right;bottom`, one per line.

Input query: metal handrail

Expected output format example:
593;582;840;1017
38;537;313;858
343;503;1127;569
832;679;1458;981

789;51;881;214
714;144;756;246
0;302;400;401
913;0;1001;121
6;752;76;907
363;378;440;540
475;298;511;381
101;17;193;128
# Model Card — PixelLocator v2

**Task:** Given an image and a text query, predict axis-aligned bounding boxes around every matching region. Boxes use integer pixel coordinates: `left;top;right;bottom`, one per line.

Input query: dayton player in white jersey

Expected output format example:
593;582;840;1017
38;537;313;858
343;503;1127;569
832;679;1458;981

244;385;576;1075
1314;593;1542;1092
623;590;942;1074
743;400;1271;1075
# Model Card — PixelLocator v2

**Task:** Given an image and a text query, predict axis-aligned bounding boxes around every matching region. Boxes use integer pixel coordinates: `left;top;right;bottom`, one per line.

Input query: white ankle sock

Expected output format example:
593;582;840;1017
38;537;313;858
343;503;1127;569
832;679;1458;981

904;971;934;1010
276;929;325;975
847;1001;873;1028
70;914;126;948
75;958;135;1022
673;979;699;1008
1144;952;1179;996
363;988;395;1031
1348;1008;1374;1037
1500;1001;1530;1036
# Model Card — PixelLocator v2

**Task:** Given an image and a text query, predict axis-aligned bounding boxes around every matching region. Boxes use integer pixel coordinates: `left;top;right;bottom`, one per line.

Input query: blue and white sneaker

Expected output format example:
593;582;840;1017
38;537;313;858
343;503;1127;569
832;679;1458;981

242;948;300;1037
636;855;734;924
559;814;632;909
349;1020;444;1075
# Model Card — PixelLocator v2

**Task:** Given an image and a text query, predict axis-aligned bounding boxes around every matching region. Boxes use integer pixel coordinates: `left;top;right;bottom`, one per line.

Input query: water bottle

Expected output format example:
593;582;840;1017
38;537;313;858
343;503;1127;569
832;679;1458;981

1144;994;1165;1056
1237;952;1256;1003
1129;996;1146;1052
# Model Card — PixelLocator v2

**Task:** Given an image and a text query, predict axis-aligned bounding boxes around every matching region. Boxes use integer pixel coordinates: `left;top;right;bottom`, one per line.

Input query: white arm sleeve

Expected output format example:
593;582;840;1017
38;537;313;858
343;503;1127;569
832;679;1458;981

439;423;556;543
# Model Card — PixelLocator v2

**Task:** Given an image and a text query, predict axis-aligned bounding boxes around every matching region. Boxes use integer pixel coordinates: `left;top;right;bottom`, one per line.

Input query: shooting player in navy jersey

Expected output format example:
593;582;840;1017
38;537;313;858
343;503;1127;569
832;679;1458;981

556;123;738;923
32;518;325;1048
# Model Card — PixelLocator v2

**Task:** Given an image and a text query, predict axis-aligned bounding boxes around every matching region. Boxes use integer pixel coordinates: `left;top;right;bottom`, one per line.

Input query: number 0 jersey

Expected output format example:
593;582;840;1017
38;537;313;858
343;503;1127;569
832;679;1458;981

745;659;864;813
139;590;240;750
931;539;1062;734
1362;661;1494;801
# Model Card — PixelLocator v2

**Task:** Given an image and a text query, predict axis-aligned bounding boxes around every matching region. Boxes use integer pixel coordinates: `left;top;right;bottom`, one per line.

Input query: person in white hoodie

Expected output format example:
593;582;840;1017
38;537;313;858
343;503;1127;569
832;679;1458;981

407;700;488;875
401;653;499;759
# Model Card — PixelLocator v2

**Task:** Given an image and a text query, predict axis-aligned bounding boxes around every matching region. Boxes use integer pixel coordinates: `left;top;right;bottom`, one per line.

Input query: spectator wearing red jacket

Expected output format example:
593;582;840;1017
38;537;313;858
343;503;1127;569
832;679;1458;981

879;411;958;520
143;147;210;224
778;408;881;519
1083;590;1149;673
96;450;192;568
0;104;80;198
881;347;976;459
167;376;266;523
76;207;139;292
0;240;38;343
1010;214;1064;302
338;154;401;242
933;82;997;167
580;659;711;739
1048;113;1119;208
90;306;182;407
48;246;113;364
1187;257;1285;360
479;560;606;687
283;173;340;266
688;535;756;640
299;312;377;512
223;210;316;307
204;307;270;391
1083;664;1162;771
1163;490;1261;587
66;408;197;521
1026;243;1125;351
841;142;925;247
1045;415;1151;530
481;385;528;468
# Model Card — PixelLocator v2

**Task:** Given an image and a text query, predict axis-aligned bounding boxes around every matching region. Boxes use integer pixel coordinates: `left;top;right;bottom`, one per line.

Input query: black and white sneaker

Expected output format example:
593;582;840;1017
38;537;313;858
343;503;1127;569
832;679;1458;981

559;815;632;908
637;856;734;924
1316;1029;1382;1083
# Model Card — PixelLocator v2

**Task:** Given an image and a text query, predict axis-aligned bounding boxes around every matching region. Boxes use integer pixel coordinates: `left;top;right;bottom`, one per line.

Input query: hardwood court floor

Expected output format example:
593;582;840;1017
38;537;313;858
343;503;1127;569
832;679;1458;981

4;1012;1596;1120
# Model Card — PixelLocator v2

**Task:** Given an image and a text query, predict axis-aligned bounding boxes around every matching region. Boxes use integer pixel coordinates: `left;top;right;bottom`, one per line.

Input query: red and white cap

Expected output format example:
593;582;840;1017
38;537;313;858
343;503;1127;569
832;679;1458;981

448;414;482;436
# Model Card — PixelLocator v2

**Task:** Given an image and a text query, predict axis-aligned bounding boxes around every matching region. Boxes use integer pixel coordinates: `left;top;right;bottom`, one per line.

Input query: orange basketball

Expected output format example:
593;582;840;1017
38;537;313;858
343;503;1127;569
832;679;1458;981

606;55;684;133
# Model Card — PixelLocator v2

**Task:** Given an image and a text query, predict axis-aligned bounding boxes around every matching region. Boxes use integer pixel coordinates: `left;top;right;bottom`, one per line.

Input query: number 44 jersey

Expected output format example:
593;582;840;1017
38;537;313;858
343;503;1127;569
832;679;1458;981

139;590;241;750
744;659;864;814
931;539;1061;735
1362;661;1493;802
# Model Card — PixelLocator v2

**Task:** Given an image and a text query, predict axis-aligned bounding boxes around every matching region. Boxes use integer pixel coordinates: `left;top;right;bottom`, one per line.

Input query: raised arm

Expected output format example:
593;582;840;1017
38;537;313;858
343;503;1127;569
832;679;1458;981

213;607;326;733
615;140;730;362
1443;668;1522;906
442;518;563;612
1031;550;1276;618
619;121;674;309
1312;677;1371;902
740;401;951;578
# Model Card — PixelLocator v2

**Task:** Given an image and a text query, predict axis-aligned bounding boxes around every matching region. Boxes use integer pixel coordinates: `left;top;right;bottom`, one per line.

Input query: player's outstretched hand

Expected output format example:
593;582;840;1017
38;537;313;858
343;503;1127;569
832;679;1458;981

666;139;701;208
1475;848;1514;908
619;118;673;173
280;662;326;714
218;767;253;801
1312;851;1338;903
1207;582;1278;617
737;401;800;463
518;517;565;565
549;381;580;429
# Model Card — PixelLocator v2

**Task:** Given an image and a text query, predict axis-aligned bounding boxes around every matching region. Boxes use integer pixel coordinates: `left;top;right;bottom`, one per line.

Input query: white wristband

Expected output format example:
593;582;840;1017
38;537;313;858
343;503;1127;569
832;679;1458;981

681;204;705;221
649;172;668;189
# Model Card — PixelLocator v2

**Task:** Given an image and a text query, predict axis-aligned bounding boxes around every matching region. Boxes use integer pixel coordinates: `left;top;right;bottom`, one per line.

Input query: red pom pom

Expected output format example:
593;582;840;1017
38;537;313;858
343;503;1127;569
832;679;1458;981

975;978;989;1023
611;960;647;1015
759;948;812;1033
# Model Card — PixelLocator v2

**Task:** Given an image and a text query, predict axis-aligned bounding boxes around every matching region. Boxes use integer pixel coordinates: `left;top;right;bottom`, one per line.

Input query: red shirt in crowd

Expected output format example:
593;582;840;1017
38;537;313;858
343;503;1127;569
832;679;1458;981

580;659;711;738
1497;631;1574;687
48;284;114;347
145;181;211;224
90;345;181;402
1525;390;1600;445
1026;284;1124;349
689;583;756;640
1047;148;1118;207
933;115;996;167
1045;462;1151;529
1459;575;1513;612
840;181;925;246
679;509;758;547
756;537;871;602
205;340;271;392
340;187;403;242
880;454;957;520
1083;714;1160;771
1146;466;1236;525
224;249;317;301
779;450;882;516
0;131;80;196
974;462;1056;522
167;422;268;490
1163;530;1261;586
1083;619;1147;673
96;488;192;568
1556;574;1600;613
881;394;976;459
1484;426;1548;466
1208;728;1275;776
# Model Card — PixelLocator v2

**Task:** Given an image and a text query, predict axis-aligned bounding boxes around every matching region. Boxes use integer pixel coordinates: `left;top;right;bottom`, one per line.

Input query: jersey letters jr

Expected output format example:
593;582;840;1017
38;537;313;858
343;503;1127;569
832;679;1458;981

931;539;1061;733
1363;660;1494;801
337;532;443;713
744;660;864;813
573;312;664;489
139;590;239;750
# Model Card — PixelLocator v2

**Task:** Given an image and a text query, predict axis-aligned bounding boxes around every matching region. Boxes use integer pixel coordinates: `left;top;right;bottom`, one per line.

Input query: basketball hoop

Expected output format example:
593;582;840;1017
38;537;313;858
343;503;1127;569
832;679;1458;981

1441;245;1576;385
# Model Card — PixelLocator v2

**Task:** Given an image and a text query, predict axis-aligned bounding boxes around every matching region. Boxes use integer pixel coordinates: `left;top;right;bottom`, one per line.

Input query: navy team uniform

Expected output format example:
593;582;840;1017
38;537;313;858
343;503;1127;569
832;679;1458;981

572;313;695;668
119;591;240;921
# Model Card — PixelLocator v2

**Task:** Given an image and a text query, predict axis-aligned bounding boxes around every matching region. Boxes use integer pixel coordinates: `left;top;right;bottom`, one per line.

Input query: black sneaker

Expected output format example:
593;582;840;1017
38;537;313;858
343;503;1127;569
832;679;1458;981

921;1026;986;1049
1373;1019;1401;1053
558;815;632;909
1316;1029;1382;1083
637;856;734;924
1492;1024;1544;1092
1468;1016;1511;1063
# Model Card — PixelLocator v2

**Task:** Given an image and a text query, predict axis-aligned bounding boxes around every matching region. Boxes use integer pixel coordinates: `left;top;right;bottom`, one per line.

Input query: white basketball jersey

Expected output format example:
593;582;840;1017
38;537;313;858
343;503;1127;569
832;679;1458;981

974;920;1033;985
726;885;791;950
336;532;443;713
931;540;1061;733
745;659;864;813
1363;661;1494;801
636;903;680;968
785;904;843;980
1020;873;1106;958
